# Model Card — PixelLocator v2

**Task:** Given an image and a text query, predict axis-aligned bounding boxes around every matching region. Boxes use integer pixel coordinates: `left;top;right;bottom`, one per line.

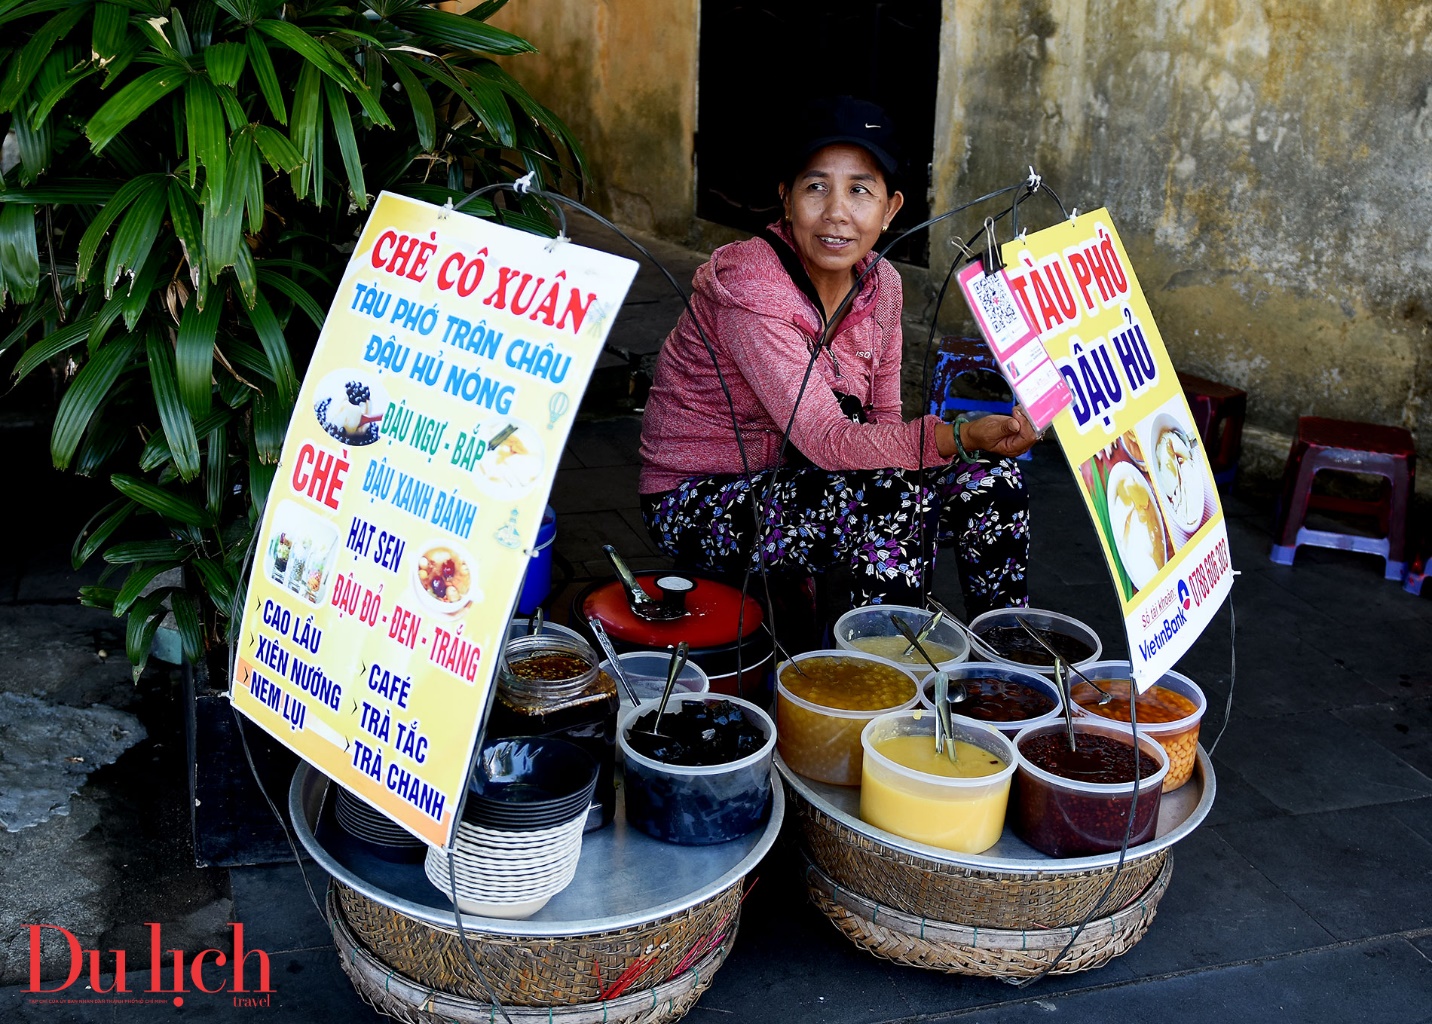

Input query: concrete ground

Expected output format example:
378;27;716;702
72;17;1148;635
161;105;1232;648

4;225;1432;1023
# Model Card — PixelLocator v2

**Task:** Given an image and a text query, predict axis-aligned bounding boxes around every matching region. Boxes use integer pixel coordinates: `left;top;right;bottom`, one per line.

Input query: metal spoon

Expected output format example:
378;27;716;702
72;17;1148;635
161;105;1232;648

890;614;967;705
901;608;944;658
1012;615;1113;705
654;642;690;735
924;596;1005;662
527;607;544;636
587;616;643;708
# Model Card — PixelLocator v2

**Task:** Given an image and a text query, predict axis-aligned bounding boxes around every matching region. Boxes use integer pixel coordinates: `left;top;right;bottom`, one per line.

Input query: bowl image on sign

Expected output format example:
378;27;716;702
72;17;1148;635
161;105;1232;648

1105;461;1168;591
313;368;388;446
472;417;544;498
413;540;481;615
1148;412;1207;535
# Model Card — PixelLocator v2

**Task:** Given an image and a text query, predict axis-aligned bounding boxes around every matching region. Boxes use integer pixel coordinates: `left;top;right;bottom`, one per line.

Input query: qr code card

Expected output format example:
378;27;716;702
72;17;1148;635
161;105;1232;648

958;261;1038;355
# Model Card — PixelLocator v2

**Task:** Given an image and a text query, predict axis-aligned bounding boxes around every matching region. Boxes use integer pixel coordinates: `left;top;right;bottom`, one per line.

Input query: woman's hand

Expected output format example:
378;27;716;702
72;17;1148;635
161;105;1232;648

938;407;1043;461
968;407;1042;457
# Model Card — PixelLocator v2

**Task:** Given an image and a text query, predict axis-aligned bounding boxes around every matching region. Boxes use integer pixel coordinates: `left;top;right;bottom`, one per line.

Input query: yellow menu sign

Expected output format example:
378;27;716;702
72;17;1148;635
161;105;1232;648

232;193;636;846
1002;211;1234;690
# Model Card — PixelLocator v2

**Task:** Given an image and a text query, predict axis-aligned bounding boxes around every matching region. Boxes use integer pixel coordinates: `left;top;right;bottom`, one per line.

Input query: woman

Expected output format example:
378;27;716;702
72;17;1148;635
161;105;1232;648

638;98;1039;618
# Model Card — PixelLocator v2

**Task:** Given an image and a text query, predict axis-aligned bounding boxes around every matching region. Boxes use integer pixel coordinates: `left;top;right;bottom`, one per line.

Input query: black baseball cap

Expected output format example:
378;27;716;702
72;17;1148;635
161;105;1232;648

783;96;901;184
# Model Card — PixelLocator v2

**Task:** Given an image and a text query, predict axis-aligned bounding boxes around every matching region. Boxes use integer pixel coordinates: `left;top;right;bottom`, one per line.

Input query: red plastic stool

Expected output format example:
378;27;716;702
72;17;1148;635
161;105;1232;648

1405;547;1428;596
1178;371;1246;488
1269;416;1415;580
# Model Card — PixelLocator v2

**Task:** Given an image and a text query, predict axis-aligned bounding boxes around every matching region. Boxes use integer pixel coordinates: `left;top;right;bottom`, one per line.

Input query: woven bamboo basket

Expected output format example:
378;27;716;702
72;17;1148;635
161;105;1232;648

330;886;728;1024
332;879;742;1007
790;782;1169;930
804;851;1173;978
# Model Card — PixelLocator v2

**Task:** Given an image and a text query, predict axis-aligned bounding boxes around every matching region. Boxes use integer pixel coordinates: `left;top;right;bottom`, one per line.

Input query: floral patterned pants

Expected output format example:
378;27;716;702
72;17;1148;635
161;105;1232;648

640;458;1030;618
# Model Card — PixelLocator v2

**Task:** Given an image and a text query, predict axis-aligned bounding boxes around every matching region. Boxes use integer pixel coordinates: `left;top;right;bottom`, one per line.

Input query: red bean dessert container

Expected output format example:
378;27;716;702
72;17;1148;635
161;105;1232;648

1012;720;1168;858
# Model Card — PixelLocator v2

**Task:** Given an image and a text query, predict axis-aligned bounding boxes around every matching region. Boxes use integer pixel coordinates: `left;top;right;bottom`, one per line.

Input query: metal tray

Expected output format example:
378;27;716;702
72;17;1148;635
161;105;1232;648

777;744;1215;875
289;763;784;937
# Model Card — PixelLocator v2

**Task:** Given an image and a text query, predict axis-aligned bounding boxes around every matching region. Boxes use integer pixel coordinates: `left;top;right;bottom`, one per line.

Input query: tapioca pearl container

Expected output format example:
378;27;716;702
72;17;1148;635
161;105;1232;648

775;650;920;786
1068;662;1206;792
917;663;1064;737
833;603;970;669
618;693;776;845
967;607;1103;676
859;712;1017;855
1012;720;1168;858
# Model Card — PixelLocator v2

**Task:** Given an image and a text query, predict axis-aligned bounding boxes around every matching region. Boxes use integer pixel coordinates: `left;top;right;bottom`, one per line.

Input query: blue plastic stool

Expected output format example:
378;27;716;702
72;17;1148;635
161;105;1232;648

927;337;1031;461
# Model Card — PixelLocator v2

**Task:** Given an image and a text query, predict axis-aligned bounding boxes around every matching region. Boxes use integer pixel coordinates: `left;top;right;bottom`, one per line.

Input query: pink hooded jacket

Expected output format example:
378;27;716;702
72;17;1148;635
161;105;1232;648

637;224;951;495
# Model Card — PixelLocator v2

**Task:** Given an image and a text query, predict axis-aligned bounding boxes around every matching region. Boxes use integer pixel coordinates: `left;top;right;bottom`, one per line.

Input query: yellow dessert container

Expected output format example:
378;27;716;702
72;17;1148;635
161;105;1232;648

776;650;919;786
858;712;1016;855
1068;662;1206;792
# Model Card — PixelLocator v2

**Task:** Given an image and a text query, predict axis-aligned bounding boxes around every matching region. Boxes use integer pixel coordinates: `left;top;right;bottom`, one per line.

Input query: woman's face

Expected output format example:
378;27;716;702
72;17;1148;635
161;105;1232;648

780;144;904;288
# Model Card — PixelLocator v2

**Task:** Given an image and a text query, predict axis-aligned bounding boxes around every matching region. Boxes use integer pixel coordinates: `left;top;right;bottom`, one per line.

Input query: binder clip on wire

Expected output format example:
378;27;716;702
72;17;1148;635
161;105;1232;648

980;216;1004;276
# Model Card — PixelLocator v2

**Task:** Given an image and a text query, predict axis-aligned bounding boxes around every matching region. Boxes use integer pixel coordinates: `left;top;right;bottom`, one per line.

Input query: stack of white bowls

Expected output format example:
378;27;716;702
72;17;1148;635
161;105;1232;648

424;814;586;919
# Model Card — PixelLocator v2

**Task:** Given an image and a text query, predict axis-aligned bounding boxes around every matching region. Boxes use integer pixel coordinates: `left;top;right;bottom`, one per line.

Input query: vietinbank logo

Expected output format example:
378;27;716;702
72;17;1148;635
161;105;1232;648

26;923;274;1009
1177;579;1192;611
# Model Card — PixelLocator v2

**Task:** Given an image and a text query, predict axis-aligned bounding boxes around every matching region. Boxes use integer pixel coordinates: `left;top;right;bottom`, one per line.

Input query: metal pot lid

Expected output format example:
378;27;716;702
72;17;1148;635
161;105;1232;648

581;573;764;649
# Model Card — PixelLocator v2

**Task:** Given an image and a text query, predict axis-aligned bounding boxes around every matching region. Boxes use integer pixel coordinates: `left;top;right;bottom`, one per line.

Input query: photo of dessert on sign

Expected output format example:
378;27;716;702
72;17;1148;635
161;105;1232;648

313;368;388;445
1142;403;1215;547
1105;461;1169;591
471;417;544;497
413;539;480;615
264;500;341;605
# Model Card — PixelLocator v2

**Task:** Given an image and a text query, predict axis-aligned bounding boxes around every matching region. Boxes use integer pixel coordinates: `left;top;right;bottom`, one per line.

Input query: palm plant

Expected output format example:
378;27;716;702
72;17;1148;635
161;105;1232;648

0;0;584;676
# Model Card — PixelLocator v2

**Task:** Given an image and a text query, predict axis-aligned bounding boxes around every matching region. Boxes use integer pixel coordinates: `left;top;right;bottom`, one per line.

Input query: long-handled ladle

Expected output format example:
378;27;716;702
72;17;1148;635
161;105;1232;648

1013;615;1113;706
587;616;644;708
890;614;969;767
901;608;944;659
1055;660;1079;753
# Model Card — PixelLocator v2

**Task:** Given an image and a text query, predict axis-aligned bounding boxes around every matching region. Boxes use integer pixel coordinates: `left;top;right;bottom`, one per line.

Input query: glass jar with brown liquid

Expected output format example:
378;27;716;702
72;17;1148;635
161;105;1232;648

486;634;617;830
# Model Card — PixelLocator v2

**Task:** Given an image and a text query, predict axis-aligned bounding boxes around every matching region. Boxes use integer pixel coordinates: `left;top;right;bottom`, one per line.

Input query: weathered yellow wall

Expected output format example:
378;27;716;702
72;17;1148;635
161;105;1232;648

932;0;1432;452
486;0;698;236
482;0;1431;457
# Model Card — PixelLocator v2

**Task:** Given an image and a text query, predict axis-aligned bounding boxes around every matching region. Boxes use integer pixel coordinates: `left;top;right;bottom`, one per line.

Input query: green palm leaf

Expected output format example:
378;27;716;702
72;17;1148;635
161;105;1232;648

389;7;535;57
0;4;88;112
111;472;213;525
146;330;202;481
323;76;366;208
175;283;220;418
72;497;138;569
51;333;139;470
0;202;39;305
11;314;94;385
76;173;164;283
101;175;167;297
184;76;228;192
85;66;189;153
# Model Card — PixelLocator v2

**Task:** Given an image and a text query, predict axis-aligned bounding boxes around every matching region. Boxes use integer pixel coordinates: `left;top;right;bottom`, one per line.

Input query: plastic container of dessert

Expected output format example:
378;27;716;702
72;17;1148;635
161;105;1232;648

859;711;1016;854
775;650;920;786
1068;662;1206;792
601;650;710;707
1012;719;1168;858
618;693;775;846
833;604;970;669
967;607;1102;676
917;663;1064;737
